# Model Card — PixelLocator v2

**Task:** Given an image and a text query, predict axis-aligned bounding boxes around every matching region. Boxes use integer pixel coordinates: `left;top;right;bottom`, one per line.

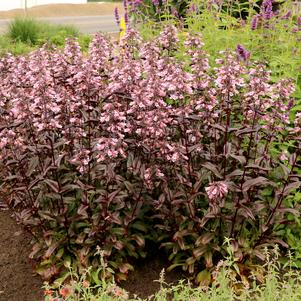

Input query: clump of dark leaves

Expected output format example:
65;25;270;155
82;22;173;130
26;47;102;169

0;26;300;284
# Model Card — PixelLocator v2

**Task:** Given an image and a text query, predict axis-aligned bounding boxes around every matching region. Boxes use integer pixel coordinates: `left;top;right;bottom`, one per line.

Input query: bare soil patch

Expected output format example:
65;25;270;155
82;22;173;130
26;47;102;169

0;210;43;301
0;209;183;301
0;3;123;19
121;244;185;299
121;257;184;299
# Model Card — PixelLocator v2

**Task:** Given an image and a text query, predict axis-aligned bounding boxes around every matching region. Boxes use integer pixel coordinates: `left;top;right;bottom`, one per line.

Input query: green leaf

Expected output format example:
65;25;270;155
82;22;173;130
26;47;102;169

115;272;127;281
45;240;61;258
131;234;145;247
53;271;69;287
119;263;134;274
44;179;60;193
91;268;102;285
196;269;211;286
63;255;72;268
55;248;64;260
111;227;126;236
297;74;301;89
193;246;207;259
130;221;148;233
195;233;214;246
186;256;196;265
166;263;184;272
242;177;270;192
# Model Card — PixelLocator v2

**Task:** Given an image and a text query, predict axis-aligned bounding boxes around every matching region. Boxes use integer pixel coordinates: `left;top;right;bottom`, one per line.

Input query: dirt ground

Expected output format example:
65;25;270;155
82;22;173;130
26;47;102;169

0;210;43;301
0;209;184;301
121;250;184;299
0;3;123;19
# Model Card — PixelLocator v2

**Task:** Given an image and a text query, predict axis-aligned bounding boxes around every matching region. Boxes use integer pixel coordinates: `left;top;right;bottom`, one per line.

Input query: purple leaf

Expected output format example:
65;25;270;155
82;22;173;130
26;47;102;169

242;177;271;192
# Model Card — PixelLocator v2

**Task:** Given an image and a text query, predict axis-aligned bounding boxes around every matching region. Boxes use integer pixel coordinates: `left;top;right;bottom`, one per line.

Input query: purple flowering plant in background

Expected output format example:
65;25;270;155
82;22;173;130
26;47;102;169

128;0;189;22
261;0;274;20
236;44;250;61
114;6;120;26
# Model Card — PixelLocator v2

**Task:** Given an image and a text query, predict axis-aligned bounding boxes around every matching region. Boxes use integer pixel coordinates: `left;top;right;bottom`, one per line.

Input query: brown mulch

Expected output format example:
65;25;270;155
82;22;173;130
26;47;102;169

0;210;43;301
0;3;124;19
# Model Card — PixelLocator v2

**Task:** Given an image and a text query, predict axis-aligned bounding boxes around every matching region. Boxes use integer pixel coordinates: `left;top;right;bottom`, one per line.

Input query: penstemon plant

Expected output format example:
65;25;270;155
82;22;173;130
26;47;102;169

0;35;151;283
0;26;300;285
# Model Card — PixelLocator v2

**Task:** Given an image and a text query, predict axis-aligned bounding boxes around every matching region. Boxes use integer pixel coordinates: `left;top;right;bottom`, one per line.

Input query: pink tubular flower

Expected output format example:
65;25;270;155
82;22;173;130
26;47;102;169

279;152;288;162
205;181;228;200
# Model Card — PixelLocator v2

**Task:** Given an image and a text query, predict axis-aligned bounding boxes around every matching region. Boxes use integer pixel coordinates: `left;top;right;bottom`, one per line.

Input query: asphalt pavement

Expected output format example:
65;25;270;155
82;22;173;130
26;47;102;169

0;15;119;35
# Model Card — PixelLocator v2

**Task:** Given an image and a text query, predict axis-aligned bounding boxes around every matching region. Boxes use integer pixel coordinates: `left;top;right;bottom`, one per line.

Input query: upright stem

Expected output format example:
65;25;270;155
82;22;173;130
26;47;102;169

267;153;298;228
48;135;70;243
223;92;231;178
87;97;92;184
230;107;258;238
181;121;196;218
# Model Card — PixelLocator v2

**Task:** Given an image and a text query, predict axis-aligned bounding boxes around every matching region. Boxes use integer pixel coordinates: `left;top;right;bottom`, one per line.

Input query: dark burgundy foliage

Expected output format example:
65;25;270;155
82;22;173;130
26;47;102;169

0;27;300;283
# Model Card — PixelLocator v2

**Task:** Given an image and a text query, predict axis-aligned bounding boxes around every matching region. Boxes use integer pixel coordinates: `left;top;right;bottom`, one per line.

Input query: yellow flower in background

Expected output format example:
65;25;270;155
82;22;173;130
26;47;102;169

119;17;127;39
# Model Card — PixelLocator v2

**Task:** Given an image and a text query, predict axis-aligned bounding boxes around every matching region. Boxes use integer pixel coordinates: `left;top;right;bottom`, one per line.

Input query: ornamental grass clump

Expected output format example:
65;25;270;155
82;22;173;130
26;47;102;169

0;27;300;285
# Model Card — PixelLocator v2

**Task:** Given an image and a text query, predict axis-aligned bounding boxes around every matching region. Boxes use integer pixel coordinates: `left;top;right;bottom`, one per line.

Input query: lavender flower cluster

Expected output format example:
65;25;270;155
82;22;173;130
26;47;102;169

250;0;301;31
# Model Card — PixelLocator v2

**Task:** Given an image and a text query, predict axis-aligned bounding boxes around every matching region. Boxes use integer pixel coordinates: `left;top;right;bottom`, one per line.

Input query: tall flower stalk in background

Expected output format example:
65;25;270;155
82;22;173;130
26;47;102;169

115;0;130;40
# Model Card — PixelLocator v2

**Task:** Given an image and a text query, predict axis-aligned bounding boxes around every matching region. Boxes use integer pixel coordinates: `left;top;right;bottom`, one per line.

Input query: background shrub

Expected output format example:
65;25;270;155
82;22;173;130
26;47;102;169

9;18;40;44
8;18;79;47
0;35;34;56
128;0;285;22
